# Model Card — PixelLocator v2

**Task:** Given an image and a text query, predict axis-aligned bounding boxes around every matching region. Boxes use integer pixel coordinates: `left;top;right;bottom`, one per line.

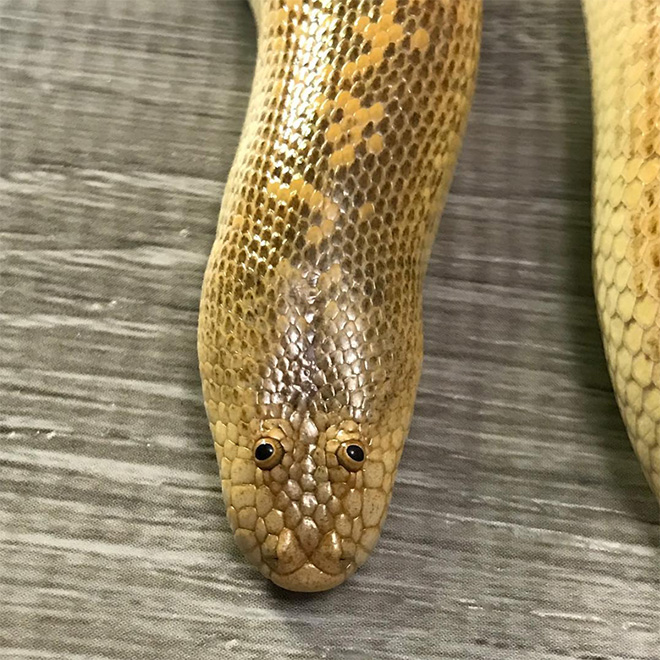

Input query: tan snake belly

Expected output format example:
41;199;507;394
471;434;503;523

198;0;659;592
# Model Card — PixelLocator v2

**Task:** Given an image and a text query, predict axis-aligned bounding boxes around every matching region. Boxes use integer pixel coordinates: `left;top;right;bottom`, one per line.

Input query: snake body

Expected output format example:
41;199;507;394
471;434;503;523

584;1;660;503
198;0;660;592
198;0;481;591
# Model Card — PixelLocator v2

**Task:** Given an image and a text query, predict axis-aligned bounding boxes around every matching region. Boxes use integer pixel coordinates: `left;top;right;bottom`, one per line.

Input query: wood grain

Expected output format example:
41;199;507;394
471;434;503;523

1;1;658;658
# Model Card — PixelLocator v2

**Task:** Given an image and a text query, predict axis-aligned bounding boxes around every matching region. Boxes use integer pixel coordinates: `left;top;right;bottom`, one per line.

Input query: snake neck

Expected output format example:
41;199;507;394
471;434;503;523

199;0;482;591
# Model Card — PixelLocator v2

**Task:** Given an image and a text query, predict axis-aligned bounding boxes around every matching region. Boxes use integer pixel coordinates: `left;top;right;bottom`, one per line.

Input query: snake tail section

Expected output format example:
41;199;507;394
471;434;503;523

584;0;660;503
198;0;482;591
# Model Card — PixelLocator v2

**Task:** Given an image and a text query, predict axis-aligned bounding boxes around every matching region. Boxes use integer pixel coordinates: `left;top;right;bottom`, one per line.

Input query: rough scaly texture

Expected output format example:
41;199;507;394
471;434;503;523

198;0;482;591
584;0;660;503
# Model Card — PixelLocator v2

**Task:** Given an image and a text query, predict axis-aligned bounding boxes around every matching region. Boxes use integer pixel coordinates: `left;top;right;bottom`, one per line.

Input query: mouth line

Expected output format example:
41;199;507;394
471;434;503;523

262;553;354;575
265;561;354;592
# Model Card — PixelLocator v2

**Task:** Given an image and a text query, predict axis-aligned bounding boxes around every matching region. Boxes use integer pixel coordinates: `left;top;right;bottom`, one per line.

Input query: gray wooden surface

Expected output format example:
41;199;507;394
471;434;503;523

1;1;659;658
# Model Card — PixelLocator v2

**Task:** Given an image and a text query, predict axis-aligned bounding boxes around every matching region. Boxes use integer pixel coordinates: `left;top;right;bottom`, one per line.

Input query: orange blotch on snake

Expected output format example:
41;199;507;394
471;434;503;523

320;218;335;237
367;134;384;154
345;97;361;117
411;28;431;51
335;90;353;109
369;102;385;122
349;125;363;144
387;23;404;43
329;144;355;168
267;178;291;202
377;13;394;33
306;226;324;245
341;61;357;78
359;203;375;220
326;123;342;143
372;28;390;49
355;15;370;34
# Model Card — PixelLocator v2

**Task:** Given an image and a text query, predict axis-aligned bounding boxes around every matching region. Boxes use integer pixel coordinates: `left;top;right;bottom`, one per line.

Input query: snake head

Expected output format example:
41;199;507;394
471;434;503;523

213;410;407;592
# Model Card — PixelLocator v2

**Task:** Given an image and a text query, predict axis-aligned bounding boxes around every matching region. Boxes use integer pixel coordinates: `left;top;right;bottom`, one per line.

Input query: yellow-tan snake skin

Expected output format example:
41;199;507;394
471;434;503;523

198;0;660;592
584;1;660;508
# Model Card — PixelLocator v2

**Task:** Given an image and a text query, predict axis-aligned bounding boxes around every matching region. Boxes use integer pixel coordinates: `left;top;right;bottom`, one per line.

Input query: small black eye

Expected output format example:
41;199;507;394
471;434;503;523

254;438;284;469
346;444;364;462
255;443;275;462
337;441;366;471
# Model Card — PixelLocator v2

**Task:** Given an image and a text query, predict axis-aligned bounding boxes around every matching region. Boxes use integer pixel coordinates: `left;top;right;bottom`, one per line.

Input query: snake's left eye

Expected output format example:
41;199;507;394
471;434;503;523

337;441;366;471
254;438;284;470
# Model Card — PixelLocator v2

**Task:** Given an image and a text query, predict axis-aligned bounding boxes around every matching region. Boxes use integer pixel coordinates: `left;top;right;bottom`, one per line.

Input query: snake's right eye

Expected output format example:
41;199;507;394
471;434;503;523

337;441;366;471
254;438;284;469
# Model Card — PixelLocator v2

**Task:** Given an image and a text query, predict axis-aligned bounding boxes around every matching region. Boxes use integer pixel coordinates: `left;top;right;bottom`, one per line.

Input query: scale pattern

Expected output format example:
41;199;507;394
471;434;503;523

198;0;481;591
584;0;660;501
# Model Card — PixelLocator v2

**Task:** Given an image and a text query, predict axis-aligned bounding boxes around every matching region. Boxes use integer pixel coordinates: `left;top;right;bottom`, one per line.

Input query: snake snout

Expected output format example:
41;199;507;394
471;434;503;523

261;525;355;572
262;528;357;592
